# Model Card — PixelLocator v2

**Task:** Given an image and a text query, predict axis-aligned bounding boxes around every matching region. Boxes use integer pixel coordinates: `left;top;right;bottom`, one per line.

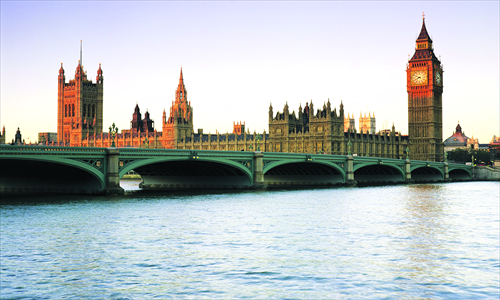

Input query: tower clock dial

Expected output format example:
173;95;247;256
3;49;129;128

435;71;442;85
411;70;427;84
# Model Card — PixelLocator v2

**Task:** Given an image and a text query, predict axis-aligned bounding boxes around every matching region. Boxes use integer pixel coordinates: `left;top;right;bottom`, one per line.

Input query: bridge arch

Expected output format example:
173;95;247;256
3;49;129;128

353;163;405;184
119;157;253;189
0;156;105;194
448;167;472;180
263;161;345;186
410;166;444;182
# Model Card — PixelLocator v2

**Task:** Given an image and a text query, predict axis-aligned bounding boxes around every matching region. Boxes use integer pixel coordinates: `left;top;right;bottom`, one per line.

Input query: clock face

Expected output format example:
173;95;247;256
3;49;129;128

435;71;442;85
411;70;427;85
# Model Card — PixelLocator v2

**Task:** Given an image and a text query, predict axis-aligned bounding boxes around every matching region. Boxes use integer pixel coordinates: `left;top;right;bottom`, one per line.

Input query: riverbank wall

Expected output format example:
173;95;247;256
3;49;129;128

473;166;500;181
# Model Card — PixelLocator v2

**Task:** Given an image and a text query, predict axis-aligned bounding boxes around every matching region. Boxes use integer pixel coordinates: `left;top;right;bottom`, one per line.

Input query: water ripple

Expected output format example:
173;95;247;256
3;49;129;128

1;182;499;299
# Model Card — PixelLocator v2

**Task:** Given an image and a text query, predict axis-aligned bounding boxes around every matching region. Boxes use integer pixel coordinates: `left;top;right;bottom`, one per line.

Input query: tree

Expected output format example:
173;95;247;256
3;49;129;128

447;148;470;163
447;147;491;165
472;149;491;165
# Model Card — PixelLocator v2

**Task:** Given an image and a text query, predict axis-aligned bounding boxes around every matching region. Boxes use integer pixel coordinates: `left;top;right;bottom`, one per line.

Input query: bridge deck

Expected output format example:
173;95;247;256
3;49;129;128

0;145;474;195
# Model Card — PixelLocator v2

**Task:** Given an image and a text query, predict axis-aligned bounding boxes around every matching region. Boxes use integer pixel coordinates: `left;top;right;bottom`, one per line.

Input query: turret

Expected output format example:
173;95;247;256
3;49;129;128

284;102;289;121
269;103;273;123
131;103;142;131
97;63;103;84
14;127;22;145
58;63;65;83
143;110;154;132
75;60;84;81
309;101;314;121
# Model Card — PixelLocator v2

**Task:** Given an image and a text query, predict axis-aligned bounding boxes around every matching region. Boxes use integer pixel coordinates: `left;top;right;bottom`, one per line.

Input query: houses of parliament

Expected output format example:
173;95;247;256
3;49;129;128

45;17;443;161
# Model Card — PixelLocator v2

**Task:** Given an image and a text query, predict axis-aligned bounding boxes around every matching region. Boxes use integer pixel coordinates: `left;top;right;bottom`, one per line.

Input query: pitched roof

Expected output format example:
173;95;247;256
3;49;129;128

417;19;433;43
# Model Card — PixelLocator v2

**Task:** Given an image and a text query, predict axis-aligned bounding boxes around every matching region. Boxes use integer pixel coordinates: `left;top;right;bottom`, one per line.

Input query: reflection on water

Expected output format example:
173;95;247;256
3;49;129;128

399;184;450;296
1;182;498;299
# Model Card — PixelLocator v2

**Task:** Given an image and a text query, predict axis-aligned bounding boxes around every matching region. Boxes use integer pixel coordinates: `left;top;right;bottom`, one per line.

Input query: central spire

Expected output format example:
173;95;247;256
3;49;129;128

179;66;184;85
167;68;193;125
80;40;82;66
175;67;187;104
410;15;439;62
417;17;432;42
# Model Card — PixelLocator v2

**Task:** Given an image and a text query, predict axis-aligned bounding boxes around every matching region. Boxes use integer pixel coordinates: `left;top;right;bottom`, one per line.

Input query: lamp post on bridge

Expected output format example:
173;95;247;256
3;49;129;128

109;123;118;148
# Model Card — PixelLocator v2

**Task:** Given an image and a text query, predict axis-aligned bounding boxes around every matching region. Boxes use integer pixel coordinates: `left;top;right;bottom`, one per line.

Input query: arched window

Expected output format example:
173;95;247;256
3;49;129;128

65;104;68;117
83;104;87;117
72;104;75;117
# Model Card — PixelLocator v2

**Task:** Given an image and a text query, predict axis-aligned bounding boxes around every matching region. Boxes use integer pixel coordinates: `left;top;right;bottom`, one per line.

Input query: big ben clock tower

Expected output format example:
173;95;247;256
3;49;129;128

407;14;444;162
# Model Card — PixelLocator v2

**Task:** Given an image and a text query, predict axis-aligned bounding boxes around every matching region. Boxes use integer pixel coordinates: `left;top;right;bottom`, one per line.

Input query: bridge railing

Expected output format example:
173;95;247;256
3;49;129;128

0;145;106;155
118;148;256;159
352;156;406;165
262;152;347;161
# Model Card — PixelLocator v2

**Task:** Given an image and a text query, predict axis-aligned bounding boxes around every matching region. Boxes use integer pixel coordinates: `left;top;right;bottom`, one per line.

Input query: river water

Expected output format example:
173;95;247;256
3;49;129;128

1;181;499;299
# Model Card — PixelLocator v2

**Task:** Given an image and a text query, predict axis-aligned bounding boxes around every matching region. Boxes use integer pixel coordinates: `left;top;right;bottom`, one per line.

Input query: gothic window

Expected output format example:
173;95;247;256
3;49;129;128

65;104;68;117
72;104;75;117
83;104;87;117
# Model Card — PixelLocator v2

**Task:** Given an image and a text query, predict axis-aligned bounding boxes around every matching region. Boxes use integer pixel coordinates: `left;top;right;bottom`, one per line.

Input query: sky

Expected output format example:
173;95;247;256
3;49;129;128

1;1;499;144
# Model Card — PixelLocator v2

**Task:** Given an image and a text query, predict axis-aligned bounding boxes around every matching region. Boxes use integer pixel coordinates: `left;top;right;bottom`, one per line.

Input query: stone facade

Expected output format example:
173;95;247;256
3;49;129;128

344;113;355;132
38;132;57;145
57;59;104;146
267;101;407;158
359;112;376;135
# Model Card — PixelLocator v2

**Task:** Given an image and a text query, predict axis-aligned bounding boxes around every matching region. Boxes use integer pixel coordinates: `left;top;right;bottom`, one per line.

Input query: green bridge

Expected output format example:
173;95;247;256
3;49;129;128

0;145;473;195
